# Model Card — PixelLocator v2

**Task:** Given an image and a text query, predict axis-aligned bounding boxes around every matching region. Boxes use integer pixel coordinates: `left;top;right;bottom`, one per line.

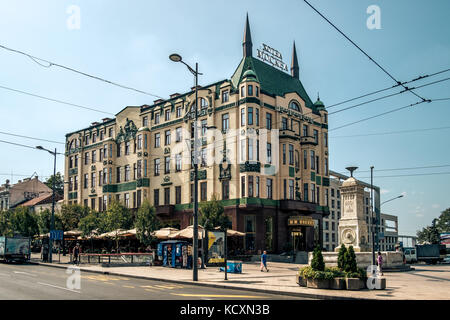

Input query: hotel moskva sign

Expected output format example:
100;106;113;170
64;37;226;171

256;44;288;72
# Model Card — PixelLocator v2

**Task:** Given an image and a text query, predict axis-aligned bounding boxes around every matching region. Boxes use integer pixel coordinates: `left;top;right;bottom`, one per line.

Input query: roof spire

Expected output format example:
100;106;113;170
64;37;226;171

243;13;253;58
291;41;299;79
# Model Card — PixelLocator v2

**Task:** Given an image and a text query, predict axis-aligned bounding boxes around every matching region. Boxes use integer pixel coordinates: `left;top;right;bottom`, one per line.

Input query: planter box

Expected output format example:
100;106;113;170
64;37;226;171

307;278;330;289
296;275;307;287
346;278;365;290
330;277;346;290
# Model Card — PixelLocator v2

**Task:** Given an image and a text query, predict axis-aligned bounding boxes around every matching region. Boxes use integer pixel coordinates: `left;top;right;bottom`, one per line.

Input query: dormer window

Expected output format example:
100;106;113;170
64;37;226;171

155;112;160;124
222;90;229;102
200;97;208;109
165;109;170;121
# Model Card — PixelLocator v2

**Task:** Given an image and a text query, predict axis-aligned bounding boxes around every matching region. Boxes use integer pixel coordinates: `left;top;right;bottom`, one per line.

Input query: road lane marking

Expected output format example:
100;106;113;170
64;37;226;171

144;288;157;292
122;285;135;289
38;282;81;294
170;293;268;298
13;271;37;277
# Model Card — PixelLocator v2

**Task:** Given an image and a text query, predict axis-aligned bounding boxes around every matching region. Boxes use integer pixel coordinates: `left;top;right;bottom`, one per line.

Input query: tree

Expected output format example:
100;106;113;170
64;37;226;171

337;244;347;270
0;210;13;237
343;245;357;273
199;194;230;231
78;210;105;237
37;209;62;235
10;206;39;237
59;204;90;232
134;200;160;247
417;219;441;244
311;245;325;271
104;201;134;251
44;172;64;196
436;208;450;233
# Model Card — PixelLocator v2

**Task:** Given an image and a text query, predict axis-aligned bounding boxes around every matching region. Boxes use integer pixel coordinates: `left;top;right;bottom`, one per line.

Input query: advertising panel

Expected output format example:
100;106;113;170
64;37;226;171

206;231;225;266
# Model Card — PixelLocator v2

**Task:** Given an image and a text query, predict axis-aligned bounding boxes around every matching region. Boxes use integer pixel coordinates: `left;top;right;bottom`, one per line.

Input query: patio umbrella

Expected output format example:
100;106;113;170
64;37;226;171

118;228;137;238
168;225;205;239
97;229;127;239
213;227;246;237
64;230;82;240
151;227;179;239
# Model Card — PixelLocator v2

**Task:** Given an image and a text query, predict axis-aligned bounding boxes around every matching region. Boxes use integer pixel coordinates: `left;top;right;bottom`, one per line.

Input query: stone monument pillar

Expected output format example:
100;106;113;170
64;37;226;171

336;170;370;252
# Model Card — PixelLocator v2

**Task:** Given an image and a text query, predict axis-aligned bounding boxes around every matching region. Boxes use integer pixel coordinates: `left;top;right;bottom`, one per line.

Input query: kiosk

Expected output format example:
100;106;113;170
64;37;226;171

157;240;190;268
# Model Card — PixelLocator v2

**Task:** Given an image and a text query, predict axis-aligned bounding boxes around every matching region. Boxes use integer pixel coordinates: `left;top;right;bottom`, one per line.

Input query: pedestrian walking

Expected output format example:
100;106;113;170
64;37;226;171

377;251;383;276
260;250;269;272
73;243;80;265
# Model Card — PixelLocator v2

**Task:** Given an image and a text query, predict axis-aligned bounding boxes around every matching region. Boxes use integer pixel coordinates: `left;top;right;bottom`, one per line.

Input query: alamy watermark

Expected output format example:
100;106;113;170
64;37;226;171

367;5;381;30
66;5;81;30
66;266;81;290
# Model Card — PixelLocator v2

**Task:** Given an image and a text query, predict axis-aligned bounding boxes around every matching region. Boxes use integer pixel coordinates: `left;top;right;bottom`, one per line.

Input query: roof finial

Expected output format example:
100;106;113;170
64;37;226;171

317;92;320;101
243;13;253;58
291;41;299;79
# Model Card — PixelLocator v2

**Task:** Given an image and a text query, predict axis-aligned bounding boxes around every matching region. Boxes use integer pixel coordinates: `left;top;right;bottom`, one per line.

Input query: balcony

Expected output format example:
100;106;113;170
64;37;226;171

279;129;299;141
300;136;318;146
155;205;174;217
279;199;318;212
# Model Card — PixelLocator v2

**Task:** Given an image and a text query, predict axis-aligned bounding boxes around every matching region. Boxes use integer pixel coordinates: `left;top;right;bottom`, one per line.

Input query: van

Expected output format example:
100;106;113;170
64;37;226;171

403;247;417;264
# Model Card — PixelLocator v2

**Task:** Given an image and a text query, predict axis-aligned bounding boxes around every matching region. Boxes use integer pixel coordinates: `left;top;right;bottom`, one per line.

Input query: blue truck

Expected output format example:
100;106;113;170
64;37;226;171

0;236;31;263
404;244;446;264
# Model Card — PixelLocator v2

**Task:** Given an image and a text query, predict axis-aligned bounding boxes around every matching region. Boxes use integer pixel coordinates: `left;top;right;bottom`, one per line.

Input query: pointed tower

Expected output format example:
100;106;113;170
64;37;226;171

291;41;299;79
243;13;253;58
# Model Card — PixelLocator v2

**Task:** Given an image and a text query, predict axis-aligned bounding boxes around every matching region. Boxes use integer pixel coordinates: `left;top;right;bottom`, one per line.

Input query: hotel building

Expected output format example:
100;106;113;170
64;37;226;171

64;16;330;254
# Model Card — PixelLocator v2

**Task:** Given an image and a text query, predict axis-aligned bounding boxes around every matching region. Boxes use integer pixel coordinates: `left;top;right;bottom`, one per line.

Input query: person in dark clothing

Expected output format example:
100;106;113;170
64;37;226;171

73;243;80;265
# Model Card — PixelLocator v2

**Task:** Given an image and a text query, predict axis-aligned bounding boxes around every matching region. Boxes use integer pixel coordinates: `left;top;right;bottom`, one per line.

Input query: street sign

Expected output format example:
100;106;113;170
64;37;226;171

50;230;63;241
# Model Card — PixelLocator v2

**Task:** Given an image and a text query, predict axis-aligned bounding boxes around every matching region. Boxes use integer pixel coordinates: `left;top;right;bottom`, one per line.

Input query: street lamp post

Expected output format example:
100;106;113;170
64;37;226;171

371;166;375;266
36;146;59;263
170;53;202;281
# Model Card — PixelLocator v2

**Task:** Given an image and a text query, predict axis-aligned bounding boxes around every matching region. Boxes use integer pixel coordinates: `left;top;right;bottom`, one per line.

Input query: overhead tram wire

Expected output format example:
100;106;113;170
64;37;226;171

0;44;164;100
328;77;450;115
355;172;450;179
0;85;115;116
0;131;65;145
336;164;450;174
303;0;427;102
330;126;450;138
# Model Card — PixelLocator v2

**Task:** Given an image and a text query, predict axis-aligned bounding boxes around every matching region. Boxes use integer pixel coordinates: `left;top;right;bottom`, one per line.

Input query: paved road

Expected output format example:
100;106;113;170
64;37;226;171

0;263;308;300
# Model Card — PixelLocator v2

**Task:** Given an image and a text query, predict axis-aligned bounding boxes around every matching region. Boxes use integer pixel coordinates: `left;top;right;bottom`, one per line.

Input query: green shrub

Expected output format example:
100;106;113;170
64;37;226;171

327;266;345;278
337;244;347;269
311;245;325;271
343;245;357;273
298;266;312;278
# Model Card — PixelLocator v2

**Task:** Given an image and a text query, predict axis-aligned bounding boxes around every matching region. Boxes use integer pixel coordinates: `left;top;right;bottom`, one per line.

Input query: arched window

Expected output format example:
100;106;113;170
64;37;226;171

289;101;301;112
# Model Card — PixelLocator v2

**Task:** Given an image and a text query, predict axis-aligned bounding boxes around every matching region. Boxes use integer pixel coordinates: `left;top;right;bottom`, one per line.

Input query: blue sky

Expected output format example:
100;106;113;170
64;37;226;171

0;0;449;236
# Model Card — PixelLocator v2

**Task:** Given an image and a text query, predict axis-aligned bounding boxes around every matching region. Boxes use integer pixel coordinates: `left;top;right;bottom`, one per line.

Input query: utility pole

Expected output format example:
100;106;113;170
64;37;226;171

371;166;375;266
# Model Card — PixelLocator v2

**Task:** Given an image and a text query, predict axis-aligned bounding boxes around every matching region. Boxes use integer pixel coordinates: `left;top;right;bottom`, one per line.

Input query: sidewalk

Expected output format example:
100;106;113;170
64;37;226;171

30;253;450;300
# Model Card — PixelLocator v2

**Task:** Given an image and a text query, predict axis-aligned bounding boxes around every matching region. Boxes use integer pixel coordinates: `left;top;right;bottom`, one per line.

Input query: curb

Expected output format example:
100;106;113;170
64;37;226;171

29;261;370;300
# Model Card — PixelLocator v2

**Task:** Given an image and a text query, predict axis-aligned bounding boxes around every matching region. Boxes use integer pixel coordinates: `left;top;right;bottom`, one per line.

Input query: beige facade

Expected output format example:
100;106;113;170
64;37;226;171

64;16;330;253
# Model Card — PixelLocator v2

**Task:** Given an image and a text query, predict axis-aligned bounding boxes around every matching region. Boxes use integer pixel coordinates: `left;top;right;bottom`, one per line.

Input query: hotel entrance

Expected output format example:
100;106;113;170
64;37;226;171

288;216;315;252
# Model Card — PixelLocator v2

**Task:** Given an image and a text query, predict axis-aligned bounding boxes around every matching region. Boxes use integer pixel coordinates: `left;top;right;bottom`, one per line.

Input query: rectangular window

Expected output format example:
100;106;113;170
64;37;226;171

91;198;96;210
116;143;121;157
310;150;315;170
255;86;259;97
176;153;182;172
84;174;88;189
125;141;130;155
241;86;245;97
325;189;329;207
244;215;256;251
84;152;89;165
222;90;229;103
256;176;260;197
248;176;254;197
267;178;273;199
154;189;159;206
303;150;307;169
311;184;316;203
283;179;286;199
317;186;320;204
267;142;272;164
165;109;170;121
201;119;207;136
255;108;259;126
165;130;171;145
289;180;294;200
125;165;130;182
325;158;329;176
222;113;229;131
155;133;160;148
176;127;182;142
266;113;272;130
303;125;308;137
241;108;245;126
164;187;170;205
316;156;320;174
164;156;170;174
143;116;148;127
313;129;318;144
324;132;328;147
155;112;160;124
248;138;253;161
91;172;96;188
222;180;230;200
240;139;246;162
175;186;181;204
304;183;308;202
92;150;96;164
282;144;286;165
200;182;207;201
137;135;142;150
176;106;182;118
109;144;113;158
282;117;288;130
248;107;253;125
74;155;78;167
137;160;142;179
116;167;121;183
241;176;246;198
98;171;103;186
289;144;294;165
248;84;253;96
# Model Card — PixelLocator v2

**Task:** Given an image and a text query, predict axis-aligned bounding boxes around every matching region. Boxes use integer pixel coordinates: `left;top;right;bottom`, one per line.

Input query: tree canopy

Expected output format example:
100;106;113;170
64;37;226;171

417;208;450;244
134;200;160;246
199;194;230;231
44;172;64;196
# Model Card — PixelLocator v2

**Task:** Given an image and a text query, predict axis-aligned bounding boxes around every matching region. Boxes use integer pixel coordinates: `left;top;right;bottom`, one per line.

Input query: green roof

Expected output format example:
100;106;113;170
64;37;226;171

231;56;317;113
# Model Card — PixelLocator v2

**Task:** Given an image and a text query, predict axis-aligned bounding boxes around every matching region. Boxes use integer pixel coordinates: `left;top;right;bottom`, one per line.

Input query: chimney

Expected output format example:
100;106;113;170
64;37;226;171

170;93;180;99
153;99;164;105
